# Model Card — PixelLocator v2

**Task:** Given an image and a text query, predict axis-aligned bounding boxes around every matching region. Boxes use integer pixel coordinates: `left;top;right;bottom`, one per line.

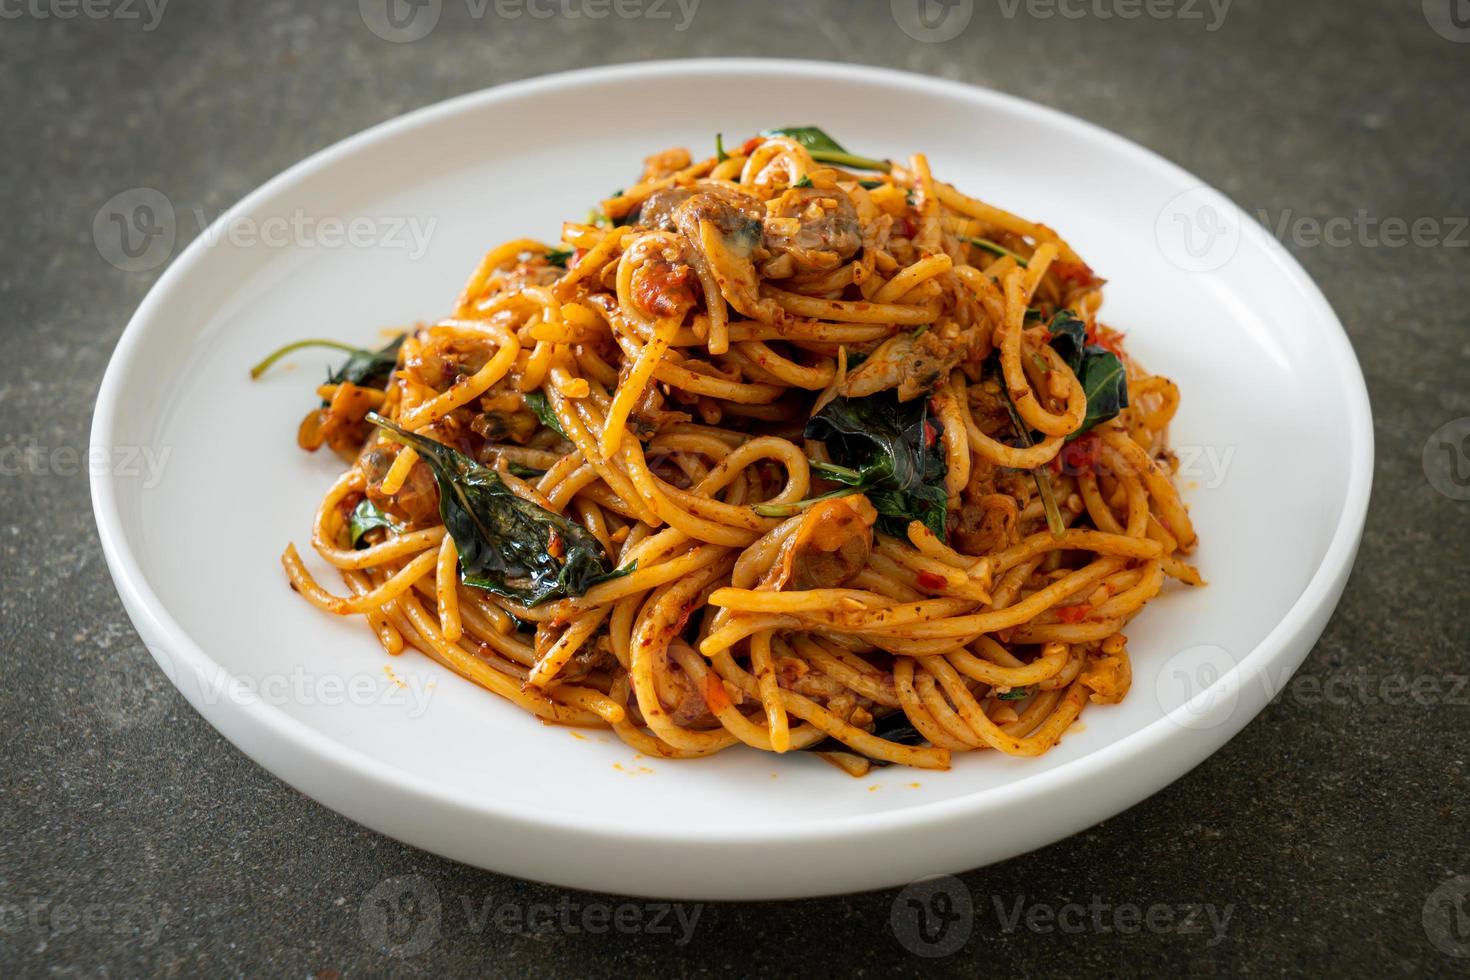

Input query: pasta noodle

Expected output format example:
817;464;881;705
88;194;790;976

260;130;1203;777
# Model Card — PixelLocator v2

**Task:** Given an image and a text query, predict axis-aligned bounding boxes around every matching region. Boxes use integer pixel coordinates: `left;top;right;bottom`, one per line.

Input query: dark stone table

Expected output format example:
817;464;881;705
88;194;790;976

3;0;1467;975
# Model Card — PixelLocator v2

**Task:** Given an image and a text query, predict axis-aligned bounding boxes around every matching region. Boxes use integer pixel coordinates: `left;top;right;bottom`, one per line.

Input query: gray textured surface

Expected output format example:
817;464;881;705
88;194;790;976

3;0;1468;975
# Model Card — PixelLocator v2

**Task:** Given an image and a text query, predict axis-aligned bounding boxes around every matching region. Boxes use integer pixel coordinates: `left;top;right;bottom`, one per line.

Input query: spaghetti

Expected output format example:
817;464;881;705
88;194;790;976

257;128;1202;776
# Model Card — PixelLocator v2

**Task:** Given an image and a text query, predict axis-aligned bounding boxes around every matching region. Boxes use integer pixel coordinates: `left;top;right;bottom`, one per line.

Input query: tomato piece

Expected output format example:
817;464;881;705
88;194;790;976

1057;603;1093;624
916;570;947;591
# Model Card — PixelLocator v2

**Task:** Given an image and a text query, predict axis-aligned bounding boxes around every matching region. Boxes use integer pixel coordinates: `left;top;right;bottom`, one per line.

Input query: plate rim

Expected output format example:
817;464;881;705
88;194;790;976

89;57;1374;870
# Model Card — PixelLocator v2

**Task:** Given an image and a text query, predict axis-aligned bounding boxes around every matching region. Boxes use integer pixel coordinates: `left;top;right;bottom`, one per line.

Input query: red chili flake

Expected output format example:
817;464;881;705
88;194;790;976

923;420;939;447
547;530;564;560
900;216;918;238
741;137;762;155
672;602;696;635
1086;320;1127;356
1057;603;1092;624
569;247;587;269
916;570;947;591
1059;434;1101;474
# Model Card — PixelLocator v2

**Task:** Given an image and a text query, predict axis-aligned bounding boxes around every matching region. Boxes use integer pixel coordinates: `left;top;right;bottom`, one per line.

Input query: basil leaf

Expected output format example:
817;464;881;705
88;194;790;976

327;334;406;390
1071;348;1128;440
523;390;568;439
758;126;891;172
543;247;574;268
1040;313;1130;441
804;392;949;540
249;334;405;390
348;498;403;548
367;414;626;605
1045;310;1088;374
997;687;1031;701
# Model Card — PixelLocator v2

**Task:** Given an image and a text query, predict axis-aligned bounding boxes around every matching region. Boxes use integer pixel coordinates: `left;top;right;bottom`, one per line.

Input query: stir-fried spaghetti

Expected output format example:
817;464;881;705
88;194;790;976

258;128;1202;776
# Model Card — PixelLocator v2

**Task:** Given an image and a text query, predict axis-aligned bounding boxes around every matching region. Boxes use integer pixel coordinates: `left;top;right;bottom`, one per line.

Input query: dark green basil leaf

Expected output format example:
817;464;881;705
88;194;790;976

523;390;568;439
1071;348;1129;439
1045;310;1088;374
249;334;405;392
543;247;574;268
804;391;949;540
997;687;1031;701
348;498;402;548
1040;313;1130;441
758;126;891;172
328;334;406;390
367;414;628;605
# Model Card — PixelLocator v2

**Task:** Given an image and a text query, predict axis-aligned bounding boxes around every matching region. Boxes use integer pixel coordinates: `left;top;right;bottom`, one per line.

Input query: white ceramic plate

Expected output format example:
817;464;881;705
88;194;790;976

91;59;1372;900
